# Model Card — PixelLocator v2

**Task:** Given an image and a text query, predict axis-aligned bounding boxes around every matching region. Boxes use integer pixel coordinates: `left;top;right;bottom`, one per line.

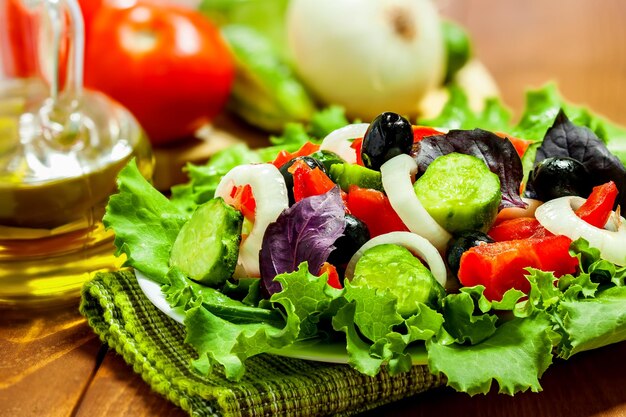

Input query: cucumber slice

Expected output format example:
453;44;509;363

329;163;383;192
352;244;445;316
413;153;501;233
170;198;243;286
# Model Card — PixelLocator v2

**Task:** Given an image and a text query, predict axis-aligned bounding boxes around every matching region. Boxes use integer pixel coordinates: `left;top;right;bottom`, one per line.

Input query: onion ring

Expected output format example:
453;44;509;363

215;164;289;276
535;196;626;265
345;231;447;287
381;154;451;251
319;123;369;164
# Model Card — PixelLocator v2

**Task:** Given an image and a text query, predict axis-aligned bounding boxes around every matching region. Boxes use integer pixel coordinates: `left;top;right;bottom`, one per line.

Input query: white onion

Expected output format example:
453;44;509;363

319;123;369;164
380;154;451;251
287;0;445;120
345;231;447;287
535;196;626;265
215;164;289;276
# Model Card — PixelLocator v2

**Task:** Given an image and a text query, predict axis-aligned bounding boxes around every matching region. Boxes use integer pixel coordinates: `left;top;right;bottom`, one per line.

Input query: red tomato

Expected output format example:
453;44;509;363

83;1;235;144
346;185;409;237
575;181;618;228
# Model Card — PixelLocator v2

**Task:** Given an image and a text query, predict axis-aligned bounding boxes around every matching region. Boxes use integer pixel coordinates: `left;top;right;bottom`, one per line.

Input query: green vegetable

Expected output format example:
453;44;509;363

413;153;501;233
169;198;243;286
170;143;261;213
198;0;290;60
351;244;445;316
329;163;383;192
103;159;189;283
221;24;316;132
308;150;345;172
442;20;472;83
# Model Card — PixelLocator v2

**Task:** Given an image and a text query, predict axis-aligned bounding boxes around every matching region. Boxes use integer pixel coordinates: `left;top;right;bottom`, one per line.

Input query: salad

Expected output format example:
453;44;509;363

103;85;626;395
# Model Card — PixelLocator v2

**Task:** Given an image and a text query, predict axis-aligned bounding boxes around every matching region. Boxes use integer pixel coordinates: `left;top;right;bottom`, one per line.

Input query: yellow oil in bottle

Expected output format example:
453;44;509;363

0;80;154;306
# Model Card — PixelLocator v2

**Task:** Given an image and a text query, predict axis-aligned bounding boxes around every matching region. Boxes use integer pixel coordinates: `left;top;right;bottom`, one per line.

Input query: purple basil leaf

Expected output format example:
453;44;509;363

531;109;626;207
259;187;346;296
413;129;526;209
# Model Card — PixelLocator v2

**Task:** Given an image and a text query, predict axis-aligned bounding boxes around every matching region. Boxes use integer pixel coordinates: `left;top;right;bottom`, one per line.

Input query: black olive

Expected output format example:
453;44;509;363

528;157;592;201
279;156;326;205
446;231;494;276
328;215;370;268
361;112;413;171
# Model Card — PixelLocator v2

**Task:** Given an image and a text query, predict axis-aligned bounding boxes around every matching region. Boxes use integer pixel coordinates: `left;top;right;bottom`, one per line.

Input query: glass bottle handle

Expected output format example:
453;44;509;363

37;0;85;146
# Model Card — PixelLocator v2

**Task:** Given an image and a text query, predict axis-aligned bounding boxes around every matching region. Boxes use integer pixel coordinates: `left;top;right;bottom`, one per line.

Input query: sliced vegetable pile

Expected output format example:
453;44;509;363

104;85;626;395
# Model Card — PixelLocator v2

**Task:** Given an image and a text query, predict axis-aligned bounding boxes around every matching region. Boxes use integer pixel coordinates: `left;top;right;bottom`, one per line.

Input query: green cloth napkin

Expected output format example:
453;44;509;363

80;269;446;417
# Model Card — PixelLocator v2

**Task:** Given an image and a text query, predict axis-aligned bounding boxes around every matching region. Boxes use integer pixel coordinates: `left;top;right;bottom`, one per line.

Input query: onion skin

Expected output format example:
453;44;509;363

287;0;445;120
215;164;289;276
535;196;626;265
345;231;447;287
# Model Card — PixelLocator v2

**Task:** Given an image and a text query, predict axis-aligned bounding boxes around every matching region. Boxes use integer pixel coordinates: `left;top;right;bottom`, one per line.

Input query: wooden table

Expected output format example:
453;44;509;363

2;1;626;416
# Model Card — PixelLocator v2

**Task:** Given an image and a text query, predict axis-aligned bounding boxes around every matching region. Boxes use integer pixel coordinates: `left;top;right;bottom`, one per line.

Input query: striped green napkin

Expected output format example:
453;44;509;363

80;269;445;417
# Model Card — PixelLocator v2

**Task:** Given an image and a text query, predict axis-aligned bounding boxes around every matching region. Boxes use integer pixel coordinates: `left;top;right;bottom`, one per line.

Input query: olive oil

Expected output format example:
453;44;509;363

0;79;154;306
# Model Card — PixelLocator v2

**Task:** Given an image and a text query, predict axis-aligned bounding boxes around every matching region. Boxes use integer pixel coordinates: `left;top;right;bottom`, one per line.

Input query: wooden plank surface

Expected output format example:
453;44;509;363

0;307;102;417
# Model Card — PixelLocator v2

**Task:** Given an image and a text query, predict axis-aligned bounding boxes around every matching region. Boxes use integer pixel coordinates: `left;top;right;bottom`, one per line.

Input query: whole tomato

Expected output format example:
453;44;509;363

83;1;235;144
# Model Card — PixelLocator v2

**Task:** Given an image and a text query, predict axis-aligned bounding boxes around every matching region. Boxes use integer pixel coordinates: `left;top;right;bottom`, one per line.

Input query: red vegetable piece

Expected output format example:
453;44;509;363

488;217;550;241
458;235;578;301
228;185;256;222
533;235;578;277
350;138;364;166
412;126;443;142
495;132;533;157
272;141;320;168
319;262;342;289
346;185;409;237
288;160;336;202
575;181;618;228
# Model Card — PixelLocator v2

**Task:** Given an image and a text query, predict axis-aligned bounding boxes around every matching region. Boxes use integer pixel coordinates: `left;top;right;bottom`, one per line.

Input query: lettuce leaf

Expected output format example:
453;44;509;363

427;312;556;395
103;160;189;282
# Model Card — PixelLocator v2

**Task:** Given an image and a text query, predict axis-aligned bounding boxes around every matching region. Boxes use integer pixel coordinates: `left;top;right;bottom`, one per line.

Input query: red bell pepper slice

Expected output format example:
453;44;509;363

412;126;443;142
288;159;337;203
228;185;256;222
350;138;364;166
272;141;321;168
319;262;342;289
575;181;618;228
488;217;550;241
458;235;578;301
346;185;409;237
494;132;534;157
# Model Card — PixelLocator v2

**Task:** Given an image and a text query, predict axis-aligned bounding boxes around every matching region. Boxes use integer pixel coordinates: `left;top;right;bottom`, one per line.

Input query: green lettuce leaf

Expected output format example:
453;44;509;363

103;160;188;282
441;286;498;345
427;312;556;395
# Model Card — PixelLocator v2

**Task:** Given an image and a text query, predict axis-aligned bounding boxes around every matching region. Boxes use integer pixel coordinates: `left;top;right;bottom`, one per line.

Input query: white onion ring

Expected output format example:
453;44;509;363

215;164;289;276
535;196;626;265
380;154;451;251
319;123;369;164
345;231;447;287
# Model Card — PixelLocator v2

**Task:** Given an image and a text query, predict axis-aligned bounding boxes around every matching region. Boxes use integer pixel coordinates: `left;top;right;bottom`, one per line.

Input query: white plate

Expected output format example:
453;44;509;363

136;270;428;365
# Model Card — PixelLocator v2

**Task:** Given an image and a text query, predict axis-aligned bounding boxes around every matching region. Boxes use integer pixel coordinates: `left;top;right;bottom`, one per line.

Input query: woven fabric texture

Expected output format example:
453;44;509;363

80;269;445;417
